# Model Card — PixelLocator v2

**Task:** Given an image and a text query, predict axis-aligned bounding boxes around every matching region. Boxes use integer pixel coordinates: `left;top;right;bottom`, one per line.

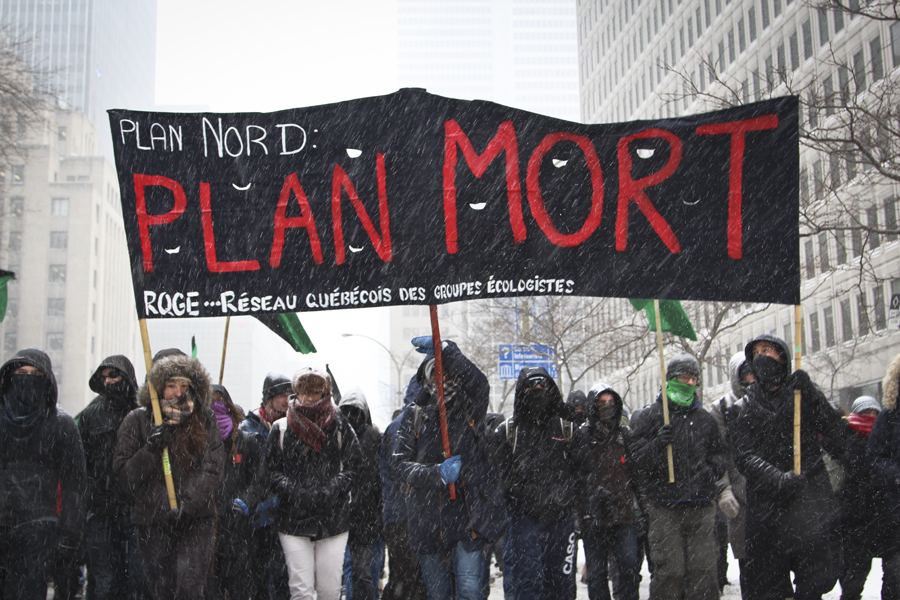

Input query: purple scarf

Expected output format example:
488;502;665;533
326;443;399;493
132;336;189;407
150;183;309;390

212;400;233;439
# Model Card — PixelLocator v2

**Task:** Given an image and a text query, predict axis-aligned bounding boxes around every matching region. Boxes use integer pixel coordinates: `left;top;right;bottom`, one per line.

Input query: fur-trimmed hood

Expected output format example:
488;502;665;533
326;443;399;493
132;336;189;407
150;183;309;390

883;352;900;411
137;354;212;411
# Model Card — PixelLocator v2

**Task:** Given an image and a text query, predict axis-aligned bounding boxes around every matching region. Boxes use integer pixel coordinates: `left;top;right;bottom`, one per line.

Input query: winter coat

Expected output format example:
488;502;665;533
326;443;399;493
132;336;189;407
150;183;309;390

212;386;265;518
77;355;140;517
265;410;362;540
577;382;637;526
492;367;590;525
0;349;87;544
706;351;749;557
113;354;225;525
630;392;726;505
732;335;848;538
381;375;421;528
392;341;508;555
239;409;280;528
339;388;384;545
867;352;900;551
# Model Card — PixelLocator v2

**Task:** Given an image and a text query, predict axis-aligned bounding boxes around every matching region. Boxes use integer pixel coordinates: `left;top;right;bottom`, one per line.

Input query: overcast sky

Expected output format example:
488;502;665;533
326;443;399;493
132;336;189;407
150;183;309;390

154;0;402;426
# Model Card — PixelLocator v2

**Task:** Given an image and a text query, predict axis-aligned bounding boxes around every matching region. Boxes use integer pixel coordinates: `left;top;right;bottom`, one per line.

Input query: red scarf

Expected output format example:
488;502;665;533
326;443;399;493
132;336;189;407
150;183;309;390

848;413;877;438
286;395;336;453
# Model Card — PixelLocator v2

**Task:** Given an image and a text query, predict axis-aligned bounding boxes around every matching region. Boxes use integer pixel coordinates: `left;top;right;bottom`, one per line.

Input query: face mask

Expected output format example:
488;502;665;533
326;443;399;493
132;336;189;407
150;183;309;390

666;379;697;407
212;400;233;439
519;387;552;422
105;379;130;400
6;374;48;414
751;355;787;390
592;402;617;425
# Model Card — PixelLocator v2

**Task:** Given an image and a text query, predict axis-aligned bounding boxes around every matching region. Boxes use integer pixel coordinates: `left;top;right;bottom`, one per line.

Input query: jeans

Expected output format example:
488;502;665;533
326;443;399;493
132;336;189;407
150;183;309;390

85;512;152;600
417;543;488;600
381;522;428;600
504;513;576;600
582;524;640;600
0;519;57;600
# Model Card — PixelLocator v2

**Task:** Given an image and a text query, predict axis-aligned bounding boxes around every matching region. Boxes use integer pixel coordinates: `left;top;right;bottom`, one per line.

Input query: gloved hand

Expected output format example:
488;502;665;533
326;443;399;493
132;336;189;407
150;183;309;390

273;477;313;506
787;369;817;403
656;424;674;447
315;473;352;503
146;423;174;455
440;455;462;483
166;507;184;525
411;336;435;355
778;471;806;497
718;487;740;519
233;498;249;516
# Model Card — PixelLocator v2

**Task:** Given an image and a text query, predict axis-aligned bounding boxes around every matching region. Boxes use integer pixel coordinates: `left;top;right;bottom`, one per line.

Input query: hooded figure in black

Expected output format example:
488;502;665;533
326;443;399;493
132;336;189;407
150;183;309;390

77;355;151;599
492;367;590;600
339;387;384;600
732;334;851;600
0;348;86;600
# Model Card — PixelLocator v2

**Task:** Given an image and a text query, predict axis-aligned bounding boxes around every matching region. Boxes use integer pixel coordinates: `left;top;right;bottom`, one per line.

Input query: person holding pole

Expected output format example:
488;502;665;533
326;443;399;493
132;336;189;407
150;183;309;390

113;353;224;600
732;334;850;600
630;352;725;600
391;338;508;600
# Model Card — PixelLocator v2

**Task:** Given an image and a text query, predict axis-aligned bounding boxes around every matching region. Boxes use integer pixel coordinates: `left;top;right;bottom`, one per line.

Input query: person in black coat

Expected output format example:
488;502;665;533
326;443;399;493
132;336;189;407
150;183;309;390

392;339;508;600
732;334;851;600
77;355;152;600
630;352;725;600
266;366;362;600
492;367;589;600
206;384;265;600
0;348;87;600
339;387;384;600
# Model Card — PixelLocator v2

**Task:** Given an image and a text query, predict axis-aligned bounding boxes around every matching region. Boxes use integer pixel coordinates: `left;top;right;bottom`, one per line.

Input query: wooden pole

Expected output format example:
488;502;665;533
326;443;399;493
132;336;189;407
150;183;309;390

219;316;231;385
794;304;803;475
654;300;676;483
429;305;456;500
138;319;178;509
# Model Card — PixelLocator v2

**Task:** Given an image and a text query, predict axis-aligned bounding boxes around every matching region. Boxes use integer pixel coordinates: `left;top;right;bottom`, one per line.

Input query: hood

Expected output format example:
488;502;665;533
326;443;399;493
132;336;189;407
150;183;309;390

744;334;792;372
586;381;623;429
0;348;58;410
261;372;292;405
89;355;138;396
513;366;563;423
338;386;372;426
727;351;749;401
211;383;234;406
138;354;212;411
566;389;588;411
402;374;421;407
884;353;900;411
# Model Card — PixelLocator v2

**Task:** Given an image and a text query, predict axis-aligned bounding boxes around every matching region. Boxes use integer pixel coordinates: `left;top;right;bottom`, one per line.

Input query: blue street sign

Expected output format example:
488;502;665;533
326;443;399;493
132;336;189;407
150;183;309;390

498;344;557;380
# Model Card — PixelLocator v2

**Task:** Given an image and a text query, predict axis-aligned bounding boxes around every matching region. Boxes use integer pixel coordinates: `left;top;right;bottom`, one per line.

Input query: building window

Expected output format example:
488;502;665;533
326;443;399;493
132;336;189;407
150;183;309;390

761;0;770;29
871;37;884;82
824;76;835;115
803;19;813;59
9;197;23;217
49;265;66;283
858;293;870;336
805;239;816;279
8;232;21;251
728;30;736;63
892;22;900;68
790;32;800;70
824;306;835;347
818;10;829;47
738;18;746;52
809;312;821;353
835;229;848;264
50;231;67;249
51;198;69;217
748;7;757;41
886;198;898;242
874;285;886;330
11;165;23;185
834;9;844;33
773;0;782;16
4;332;17;353
783;324;793;351
818;232;830;271
47;333;64;352
47;298;65;317
853;50;866;92
841;298;853;341
868;206;880;249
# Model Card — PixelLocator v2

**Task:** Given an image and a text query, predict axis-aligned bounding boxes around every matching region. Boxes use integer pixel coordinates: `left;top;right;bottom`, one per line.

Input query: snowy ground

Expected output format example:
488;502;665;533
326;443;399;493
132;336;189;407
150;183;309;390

486;542;887;599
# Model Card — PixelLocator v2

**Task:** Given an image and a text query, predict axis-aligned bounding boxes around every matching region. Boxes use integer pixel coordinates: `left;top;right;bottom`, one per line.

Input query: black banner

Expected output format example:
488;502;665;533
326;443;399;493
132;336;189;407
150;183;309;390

109;89;799;319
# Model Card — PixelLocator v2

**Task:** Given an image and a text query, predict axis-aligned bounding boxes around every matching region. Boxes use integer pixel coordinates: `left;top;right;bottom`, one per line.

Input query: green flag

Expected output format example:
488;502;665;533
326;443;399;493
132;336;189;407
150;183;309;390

0;270;16;323
629;299;697;341
191;336;198;358
254;313;317;354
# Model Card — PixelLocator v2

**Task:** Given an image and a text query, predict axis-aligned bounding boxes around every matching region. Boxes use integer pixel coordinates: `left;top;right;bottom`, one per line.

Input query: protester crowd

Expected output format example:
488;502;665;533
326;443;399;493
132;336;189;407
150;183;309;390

1;334;899;600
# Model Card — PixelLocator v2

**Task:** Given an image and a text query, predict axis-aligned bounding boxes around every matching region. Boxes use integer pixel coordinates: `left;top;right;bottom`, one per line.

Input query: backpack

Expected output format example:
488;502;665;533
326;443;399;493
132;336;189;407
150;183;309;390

503;416;574;454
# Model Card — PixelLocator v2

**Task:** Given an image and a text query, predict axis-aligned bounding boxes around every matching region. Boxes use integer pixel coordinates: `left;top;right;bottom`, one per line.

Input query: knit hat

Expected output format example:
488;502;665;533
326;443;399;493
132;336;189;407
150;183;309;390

262;372;292;403
851;395;881;415
666;352;701;383
292;367;332;398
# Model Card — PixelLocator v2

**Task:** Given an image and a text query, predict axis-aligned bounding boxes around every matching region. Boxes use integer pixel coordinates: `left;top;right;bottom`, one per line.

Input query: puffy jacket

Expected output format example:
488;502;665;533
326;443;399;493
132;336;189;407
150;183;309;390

113;354;224;525
392;341;508;555
339;388;383;545
0;348;86;542
492;367;590;524
77;355;139;517
630;391;725;504
265;411;362;540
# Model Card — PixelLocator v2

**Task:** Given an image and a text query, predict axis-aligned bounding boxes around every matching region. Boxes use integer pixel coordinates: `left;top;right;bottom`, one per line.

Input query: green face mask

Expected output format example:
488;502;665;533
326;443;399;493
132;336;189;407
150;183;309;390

666;379;697;407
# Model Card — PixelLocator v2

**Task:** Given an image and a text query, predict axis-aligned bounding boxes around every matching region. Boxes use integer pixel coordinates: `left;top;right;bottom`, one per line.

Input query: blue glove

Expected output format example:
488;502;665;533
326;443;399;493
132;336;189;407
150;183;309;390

440;455;462;483
233;498;249;516
411;336;435;355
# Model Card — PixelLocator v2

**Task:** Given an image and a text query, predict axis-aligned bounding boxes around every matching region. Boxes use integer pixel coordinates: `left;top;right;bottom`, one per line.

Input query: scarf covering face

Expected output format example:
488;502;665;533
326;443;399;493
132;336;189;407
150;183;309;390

666;379;697;407
212;400;234;439
286;395;336;453
161;394;195;425
2;374;48;443
424;378;461;409
848;413;877;438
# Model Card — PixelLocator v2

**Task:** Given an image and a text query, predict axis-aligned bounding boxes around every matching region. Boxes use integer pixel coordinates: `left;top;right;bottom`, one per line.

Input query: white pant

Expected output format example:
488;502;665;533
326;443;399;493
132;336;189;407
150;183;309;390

278;530;348;600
